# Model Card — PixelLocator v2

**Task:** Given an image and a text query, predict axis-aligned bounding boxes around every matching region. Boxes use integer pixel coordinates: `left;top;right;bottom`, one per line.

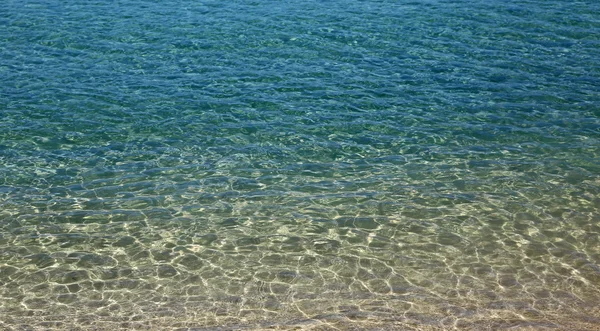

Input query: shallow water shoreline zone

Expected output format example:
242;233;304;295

1;0;600;329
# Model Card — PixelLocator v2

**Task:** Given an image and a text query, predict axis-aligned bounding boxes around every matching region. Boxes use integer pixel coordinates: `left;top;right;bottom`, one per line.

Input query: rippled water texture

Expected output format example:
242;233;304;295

1;0;600;329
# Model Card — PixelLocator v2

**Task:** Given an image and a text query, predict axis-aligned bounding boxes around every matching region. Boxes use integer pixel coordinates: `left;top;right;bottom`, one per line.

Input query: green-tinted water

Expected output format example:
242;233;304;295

1;0;600;329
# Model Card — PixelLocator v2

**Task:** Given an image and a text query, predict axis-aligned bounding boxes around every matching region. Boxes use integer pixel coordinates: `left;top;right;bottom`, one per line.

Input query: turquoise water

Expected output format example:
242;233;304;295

1;0;600;329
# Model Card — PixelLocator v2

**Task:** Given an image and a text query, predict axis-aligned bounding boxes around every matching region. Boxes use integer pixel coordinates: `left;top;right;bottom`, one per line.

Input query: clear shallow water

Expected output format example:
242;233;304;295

1;0;600;329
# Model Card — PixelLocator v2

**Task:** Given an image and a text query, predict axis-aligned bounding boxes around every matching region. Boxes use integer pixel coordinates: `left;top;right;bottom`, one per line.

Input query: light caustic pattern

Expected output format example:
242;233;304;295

1;0;600;329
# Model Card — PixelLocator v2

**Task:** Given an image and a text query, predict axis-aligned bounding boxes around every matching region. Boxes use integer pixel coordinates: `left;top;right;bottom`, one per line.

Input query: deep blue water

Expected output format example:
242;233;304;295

1;0;600;329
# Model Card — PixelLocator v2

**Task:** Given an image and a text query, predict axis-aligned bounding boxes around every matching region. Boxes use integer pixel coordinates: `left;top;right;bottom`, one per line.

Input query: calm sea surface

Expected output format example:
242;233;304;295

1;0;600;329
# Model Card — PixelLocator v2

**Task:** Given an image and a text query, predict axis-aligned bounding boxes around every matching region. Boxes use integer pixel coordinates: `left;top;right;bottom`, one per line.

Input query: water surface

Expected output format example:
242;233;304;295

1;0;600;329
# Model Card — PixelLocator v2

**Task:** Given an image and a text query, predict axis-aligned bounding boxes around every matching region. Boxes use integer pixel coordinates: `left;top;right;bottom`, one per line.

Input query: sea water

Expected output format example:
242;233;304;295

1;0;600;329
